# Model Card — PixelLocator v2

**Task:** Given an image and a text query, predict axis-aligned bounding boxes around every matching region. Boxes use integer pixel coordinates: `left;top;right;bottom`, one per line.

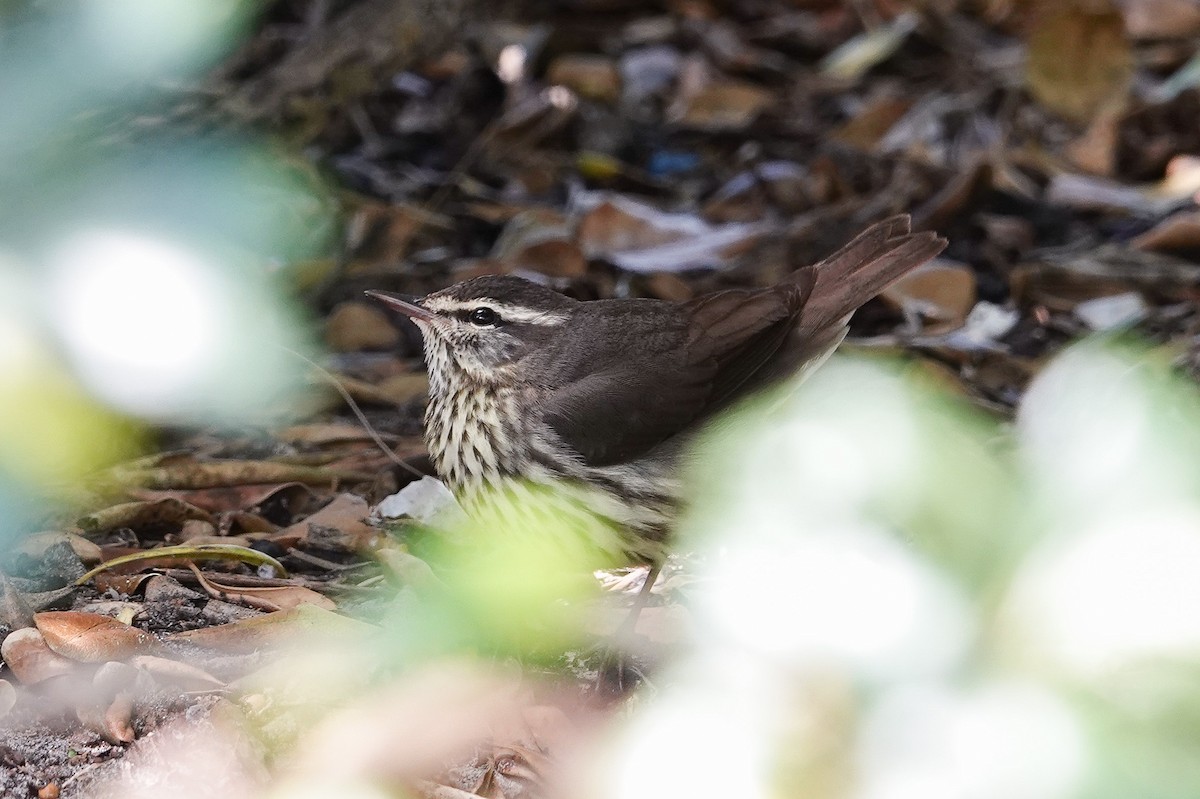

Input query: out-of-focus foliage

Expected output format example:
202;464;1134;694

0;1;336;544
217;341;1200;799
586;344;1200;799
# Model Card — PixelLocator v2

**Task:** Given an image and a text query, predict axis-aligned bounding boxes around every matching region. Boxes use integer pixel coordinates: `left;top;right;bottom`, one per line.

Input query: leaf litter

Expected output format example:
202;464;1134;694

8;0;1200;795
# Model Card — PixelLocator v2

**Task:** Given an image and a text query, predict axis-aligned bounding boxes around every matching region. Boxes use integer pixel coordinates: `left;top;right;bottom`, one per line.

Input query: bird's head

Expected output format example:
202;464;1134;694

367;275;577;384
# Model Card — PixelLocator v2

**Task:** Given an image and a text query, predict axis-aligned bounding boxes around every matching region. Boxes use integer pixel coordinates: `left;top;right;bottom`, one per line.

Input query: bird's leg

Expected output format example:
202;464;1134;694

595;562;662;696
615;562;661;642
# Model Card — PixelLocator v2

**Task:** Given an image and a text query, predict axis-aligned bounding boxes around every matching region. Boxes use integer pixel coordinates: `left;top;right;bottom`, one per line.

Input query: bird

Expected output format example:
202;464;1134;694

367;215;946;564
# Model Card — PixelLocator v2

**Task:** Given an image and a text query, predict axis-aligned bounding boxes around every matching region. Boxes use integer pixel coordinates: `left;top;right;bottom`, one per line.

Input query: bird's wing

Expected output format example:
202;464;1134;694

542;288;805;467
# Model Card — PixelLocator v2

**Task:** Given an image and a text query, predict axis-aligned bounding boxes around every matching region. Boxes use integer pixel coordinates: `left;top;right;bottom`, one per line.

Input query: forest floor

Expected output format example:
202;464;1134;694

4;0;1200;796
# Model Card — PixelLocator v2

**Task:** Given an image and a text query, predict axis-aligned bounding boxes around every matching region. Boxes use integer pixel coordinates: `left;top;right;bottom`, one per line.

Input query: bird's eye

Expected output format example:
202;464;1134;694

468;306;499;327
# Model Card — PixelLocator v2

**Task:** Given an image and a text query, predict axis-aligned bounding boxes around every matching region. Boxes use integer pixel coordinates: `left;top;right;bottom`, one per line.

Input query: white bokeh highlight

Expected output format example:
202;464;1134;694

858;682;1086;799
1007;507;1200;675
49;230;227;417
1018;345;1191;521
46;229;302;422
697;524;972;680
84;0;245;76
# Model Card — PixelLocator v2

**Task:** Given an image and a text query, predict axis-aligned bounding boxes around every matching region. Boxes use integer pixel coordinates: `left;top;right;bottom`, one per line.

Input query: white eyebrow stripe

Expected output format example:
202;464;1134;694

423;296;569;325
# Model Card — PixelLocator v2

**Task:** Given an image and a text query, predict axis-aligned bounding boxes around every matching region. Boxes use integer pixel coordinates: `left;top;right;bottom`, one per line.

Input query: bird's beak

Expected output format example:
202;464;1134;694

364;290;439;325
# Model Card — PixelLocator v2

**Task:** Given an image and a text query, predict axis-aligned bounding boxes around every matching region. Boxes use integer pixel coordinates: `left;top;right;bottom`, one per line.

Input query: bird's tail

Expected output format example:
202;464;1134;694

795;214;947;336
764;215;946;385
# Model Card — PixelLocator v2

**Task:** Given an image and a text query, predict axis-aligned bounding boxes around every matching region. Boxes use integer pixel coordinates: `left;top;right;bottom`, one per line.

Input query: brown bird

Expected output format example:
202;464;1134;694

368;215;946;563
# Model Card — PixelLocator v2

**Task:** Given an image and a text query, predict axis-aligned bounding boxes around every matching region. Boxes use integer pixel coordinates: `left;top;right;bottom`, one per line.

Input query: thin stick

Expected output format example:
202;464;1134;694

282;346;427;479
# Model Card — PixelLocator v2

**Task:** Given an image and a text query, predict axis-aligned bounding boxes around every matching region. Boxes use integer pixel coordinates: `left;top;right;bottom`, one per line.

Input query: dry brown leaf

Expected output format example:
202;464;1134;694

0;679;15;719
332;372;429;406
93;661;140;698
505;239;588;279
1026;1;1132;121
34;611;160;662
129;482;322;516
489;206;573;260
104;692;137;744
92;573;154;596
578;198;697;254
1132;210;1200;252
1065;108;1121;175
577;195;770;272
178;519;219;541
223;511;281;536
189;563;337;612
78;691;137;745
277;423;377;446
672;79;774;130
115;460;374;489
882;263;978;330
273;492;378;551
78;498;215;535
0;627;77;684
546;54;620;102
1119;0;1200;38
128;655;225;691
831;96;913;150
166;604;373;654
325;301;402;352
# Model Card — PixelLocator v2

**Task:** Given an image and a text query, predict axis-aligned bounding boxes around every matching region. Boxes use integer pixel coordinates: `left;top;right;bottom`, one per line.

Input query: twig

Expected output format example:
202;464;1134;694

282;346;427;479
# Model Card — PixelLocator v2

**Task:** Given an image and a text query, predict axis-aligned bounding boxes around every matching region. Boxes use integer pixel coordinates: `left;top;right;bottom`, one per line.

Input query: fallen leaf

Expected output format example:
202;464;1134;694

276;423;378;446
188;563;337;612
128;655;225;691
274;492;378;551
325;301;402;352
35;611;160;662
1065;108;1121;175
113;460;374;489
92;661;140;698
546;54;620;103
1026;0;1132;121
76;544;289;586
177;519;218;541
166;604;374;654
576;194;771;272
820;12;919;81
1074;291;1148;330
506;239;588;279
0;627;77;684
831;95;914;150
1119;0;1200;38
882;262;978;331
1132;211;1200;252
0;679;15;719
92;573;154;596
77;499;215;535
330;372;429;407
104;692;137;743
672;78;774;130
